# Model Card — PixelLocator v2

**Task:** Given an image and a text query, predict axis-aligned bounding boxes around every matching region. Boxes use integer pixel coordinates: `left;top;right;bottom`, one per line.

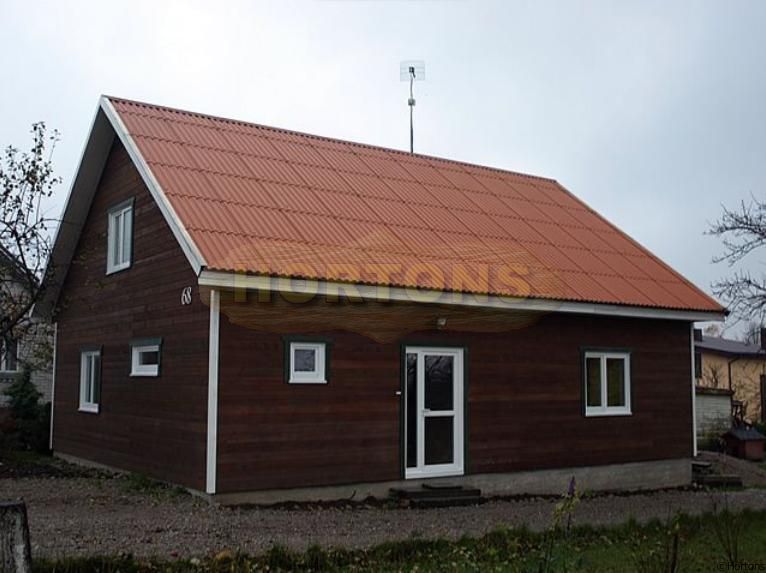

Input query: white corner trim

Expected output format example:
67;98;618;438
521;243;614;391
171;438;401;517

99;96;206;276
197;270;727;323
206;289;220;494
49;322;58;451
690;323;698;457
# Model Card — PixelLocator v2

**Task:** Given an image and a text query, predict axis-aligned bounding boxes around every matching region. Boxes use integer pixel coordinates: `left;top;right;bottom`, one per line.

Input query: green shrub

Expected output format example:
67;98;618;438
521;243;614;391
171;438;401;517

3;367;50;453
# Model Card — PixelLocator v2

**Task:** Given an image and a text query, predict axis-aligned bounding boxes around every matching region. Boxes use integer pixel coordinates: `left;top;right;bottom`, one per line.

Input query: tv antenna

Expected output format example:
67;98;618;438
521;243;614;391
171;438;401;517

400;60;425;154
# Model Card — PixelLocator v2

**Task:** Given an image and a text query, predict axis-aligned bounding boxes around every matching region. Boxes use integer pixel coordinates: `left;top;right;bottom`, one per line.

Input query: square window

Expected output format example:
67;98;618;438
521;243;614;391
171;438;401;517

131;340;161;377
584;351;631;417
107;199;134;274
79;349;101;413
288;342;327;384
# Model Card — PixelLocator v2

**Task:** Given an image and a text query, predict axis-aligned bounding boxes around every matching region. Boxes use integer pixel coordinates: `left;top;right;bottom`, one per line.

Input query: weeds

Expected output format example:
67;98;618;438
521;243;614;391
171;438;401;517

119;473;188;499
533;476;582;573
710;495;744;565
633;514;682;573
31;509;766;572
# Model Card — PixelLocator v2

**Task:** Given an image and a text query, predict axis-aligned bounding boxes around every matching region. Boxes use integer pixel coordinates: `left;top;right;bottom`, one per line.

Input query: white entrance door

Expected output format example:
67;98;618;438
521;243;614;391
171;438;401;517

404;347;464;479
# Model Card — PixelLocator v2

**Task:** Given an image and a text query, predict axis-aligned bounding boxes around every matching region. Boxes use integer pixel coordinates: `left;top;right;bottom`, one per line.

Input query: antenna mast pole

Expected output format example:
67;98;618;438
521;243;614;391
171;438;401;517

408;66;416;154
400;60;424;154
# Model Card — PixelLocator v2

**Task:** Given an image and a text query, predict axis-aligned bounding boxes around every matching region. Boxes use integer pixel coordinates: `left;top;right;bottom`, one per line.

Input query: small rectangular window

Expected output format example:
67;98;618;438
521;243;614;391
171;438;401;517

107;199;134;274
131;339;161;377
584;351;631;416
0;337;19;372
79;350;101;413
288;342;327;384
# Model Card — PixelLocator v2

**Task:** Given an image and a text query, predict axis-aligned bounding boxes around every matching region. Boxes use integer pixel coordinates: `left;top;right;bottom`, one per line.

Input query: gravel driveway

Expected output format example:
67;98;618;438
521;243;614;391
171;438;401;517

3;476;766;559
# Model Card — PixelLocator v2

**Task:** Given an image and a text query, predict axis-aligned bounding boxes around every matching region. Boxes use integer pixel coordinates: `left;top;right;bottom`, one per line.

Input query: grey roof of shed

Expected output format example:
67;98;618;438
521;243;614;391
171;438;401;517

696;335;766;357
725;427;765;441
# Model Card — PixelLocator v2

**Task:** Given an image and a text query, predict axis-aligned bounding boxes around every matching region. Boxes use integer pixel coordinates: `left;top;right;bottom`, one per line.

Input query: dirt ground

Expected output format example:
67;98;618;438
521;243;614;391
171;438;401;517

3;473;766;559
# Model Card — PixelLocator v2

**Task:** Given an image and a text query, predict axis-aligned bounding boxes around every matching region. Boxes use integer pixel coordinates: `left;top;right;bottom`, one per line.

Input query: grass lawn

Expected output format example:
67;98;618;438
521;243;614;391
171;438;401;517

34;509;766;572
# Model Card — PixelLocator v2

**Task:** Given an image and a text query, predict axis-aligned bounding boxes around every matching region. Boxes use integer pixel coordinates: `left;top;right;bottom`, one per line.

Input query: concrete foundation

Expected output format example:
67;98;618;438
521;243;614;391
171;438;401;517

213;458;692;505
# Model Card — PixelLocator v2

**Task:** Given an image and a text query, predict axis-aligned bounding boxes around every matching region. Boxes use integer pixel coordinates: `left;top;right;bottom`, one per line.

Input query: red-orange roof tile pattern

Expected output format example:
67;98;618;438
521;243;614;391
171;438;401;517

109;97;722;312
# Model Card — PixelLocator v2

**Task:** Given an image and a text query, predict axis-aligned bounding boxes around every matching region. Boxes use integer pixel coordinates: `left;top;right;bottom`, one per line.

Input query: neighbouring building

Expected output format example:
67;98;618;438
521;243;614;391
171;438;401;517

694;386;732;446
0;246;53;408
37;96;726;502
694;329;766;423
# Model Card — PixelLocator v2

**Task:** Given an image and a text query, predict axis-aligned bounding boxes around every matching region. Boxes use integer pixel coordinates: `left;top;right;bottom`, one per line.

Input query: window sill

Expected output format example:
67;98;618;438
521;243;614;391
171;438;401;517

106;263;131;276
585;410;632;418
288;378;327;385
130;372;158;378
78;404;99;414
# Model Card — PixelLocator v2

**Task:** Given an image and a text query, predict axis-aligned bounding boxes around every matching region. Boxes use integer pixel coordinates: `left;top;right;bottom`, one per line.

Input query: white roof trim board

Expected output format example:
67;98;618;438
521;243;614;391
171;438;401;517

38;96;727;323
100;96;206;274
198;270;725;322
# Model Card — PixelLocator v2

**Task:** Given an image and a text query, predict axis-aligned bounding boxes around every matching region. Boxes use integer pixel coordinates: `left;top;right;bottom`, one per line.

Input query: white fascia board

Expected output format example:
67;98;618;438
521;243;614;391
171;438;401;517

34;104;116;317
198;270;727;323
99;96;206;275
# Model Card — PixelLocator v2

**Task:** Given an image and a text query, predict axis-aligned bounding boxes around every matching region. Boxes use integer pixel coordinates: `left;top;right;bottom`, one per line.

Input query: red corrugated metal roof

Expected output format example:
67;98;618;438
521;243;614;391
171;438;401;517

108;96;723;313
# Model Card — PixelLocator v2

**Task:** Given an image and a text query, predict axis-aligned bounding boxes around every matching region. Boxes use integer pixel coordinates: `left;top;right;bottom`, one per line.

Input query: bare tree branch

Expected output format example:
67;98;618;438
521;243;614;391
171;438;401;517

709;196;766;322
0;122;61;344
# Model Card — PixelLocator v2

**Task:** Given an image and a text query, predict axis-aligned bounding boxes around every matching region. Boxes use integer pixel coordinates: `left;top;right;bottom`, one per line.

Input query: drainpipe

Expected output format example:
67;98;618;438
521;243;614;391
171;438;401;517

727;356;740;393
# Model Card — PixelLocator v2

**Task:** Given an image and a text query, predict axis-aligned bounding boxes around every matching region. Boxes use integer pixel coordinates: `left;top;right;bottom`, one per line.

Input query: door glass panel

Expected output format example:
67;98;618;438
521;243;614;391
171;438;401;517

606;358;625;407
406;353;417;468
424;417;454;465
424;355;453;411
586;357;601;407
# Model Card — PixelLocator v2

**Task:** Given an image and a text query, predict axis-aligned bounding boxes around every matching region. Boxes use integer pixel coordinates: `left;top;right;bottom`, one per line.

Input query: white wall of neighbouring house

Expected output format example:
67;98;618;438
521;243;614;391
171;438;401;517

0;320;53;406
695;390;731;444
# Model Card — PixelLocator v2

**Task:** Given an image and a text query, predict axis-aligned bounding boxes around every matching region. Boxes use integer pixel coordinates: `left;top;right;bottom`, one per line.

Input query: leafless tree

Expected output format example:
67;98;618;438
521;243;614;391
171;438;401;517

740;320;762;345
709;196;766;322
704;363;725;389
704;323;723;338
0;123;61;347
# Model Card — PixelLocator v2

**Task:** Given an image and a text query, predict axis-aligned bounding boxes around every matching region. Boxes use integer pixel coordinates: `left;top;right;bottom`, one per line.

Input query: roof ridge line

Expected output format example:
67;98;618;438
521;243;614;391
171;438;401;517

105;95;559;184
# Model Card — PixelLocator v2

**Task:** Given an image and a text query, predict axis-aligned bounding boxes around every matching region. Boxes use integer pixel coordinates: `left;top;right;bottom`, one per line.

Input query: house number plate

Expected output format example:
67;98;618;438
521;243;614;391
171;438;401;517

181;286;193;305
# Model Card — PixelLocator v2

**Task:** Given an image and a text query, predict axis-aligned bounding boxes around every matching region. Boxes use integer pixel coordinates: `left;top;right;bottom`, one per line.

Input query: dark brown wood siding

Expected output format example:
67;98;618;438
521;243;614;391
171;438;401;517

216;300;693;493
53;140;209;490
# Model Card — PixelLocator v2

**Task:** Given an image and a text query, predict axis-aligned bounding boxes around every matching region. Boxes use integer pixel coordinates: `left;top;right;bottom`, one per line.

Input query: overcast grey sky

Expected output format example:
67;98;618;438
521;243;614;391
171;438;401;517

2;0;763;332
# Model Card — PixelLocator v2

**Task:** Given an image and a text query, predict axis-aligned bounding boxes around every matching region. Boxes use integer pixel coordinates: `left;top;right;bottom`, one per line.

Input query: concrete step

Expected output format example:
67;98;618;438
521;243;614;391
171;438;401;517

694;474;744;488
692;460;713;474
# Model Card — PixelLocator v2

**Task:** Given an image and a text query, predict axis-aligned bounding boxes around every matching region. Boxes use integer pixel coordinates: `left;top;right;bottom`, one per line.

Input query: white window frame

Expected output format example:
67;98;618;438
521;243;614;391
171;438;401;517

288;342;327;384
79;350;100;414
106;199;134;274
584;351;631;417
131;342;161;377
0;337;19;373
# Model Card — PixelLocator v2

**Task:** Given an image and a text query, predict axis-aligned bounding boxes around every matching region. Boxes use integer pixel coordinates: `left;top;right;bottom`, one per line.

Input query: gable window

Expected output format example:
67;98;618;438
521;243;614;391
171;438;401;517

0;337;18;373
584;351;631;416
288;342;327;384
107;199;134;274
130;339;161;377
79;349;101;413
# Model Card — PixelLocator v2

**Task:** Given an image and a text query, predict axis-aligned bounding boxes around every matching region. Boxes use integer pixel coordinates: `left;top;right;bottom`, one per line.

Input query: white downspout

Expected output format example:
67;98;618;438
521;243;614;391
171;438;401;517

206;289;220;494
690;323;698;457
